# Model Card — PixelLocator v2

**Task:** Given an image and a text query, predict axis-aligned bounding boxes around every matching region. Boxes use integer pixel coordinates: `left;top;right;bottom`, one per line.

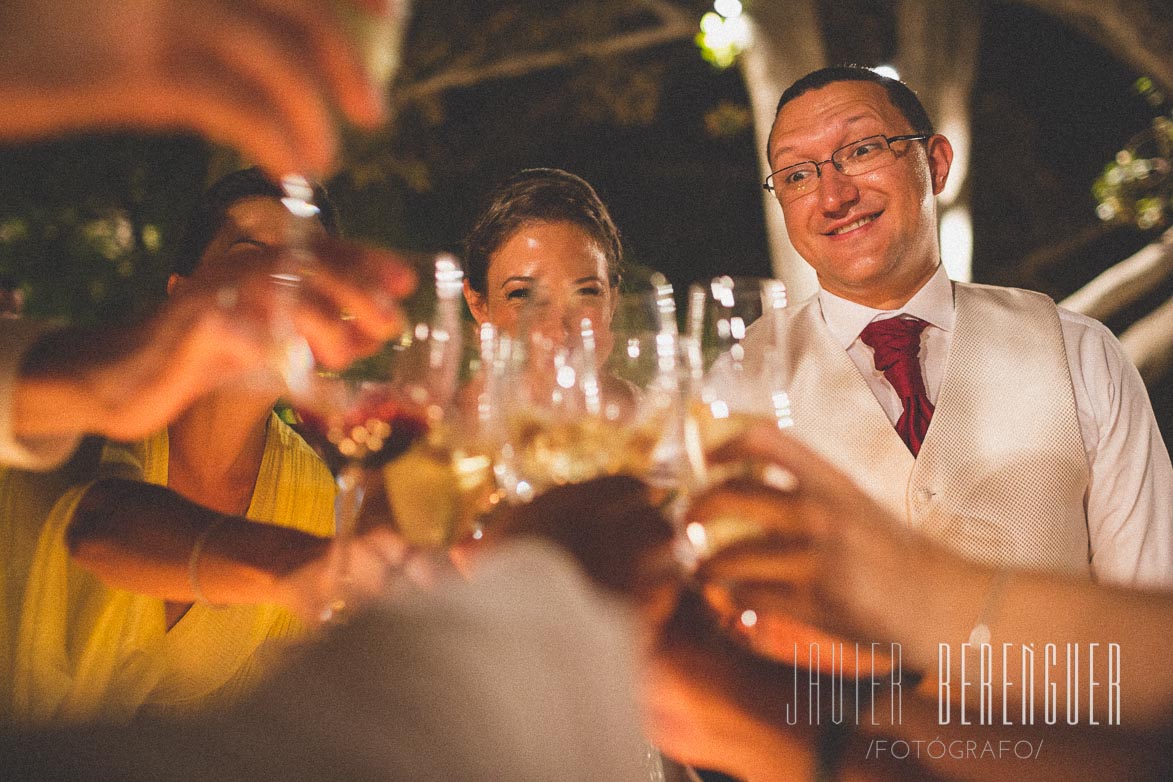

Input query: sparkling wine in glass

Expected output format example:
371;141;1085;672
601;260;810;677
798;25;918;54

288;255;464;620
378;321;508;549
493;278;685;504
681;275;793;559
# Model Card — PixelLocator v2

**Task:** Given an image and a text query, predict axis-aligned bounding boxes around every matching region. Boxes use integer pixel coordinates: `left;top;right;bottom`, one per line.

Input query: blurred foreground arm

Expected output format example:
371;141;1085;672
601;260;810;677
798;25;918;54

0;0;403;177
694;425;1173;723
1;541;652;781
68;477;406;623
3;236;414;470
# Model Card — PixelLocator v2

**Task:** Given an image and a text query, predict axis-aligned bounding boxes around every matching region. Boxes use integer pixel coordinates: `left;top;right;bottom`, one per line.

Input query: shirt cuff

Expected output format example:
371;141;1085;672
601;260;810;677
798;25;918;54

0;320;82;471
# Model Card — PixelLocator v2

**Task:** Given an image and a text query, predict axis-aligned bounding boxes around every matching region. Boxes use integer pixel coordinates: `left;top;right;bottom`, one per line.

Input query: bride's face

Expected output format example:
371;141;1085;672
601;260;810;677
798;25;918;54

464;220;616;345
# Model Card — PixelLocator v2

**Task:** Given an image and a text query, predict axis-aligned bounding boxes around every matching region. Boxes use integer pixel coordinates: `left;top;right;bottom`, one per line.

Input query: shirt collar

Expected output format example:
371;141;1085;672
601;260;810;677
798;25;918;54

817;264;956;349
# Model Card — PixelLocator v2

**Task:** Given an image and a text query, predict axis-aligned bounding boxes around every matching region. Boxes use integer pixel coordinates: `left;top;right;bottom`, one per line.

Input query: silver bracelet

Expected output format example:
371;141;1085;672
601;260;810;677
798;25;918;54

188;517;226;606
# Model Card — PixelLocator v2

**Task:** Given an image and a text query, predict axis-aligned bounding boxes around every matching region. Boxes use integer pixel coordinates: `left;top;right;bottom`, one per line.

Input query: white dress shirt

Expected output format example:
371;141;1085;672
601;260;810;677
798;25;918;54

817;264;1173;586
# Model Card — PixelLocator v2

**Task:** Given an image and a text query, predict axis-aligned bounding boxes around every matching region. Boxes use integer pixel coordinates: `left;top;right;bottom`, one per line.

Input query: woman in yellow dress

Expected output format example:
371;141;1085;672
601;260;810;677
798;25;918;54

1;169;400;726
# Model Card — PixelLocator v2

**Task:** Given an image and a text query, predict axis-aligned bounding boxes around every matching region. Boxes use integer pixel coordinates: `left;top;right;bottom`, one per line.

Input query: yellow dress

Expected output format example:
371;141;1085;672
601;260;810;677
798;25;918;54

1;413;334;727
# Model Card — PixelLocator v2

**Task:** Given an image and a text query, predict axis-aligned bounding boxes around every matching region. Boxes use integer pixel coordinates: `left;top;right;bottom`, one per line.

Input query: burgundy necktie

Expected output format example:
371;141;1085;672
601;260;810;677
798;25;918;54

858;316;934;456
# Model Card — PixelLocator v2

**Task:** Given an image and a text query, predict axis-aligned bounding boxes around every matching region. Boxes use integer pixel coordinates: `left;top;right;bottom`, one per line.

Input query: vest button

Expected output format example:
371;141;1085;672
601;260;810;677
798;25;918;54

914;488;934;504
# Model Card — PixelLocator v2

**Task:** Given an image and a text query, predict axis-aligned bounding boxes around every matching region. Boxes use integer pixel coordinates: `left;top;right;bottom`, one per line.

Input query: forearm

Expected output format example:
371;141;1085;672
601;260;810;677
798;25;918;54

12;325;140;440
0;320;82;469
68;478;328;606
12;296;265;443
876;548;1173;727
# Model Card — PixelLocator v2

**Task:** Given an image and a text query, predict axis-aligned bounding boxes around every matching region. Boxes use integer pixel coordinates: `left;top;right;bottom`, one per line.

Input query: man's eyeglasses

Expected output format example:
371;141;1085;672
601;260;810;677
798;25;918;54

763;134;929;204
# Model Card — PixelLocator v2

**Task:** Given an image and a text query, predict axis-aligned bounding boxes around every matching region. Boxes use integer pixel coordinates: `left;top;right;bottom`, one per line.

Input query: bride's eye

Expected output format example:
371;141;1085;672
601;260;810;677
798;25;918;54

505;288;531;301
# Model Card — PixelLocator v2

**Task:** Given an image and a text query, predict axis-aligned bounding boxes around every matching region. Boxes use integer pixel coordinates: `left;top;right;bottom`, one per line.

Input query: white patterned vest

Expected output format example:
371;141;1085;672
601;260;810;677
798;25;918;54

780;283;1090;576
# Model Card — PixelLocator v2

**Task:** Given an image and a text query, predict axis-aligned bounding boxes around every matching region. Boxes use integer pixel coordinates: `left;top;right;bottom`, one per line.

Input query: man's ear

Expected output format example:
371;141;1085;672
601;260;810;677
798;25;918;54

925;134;954;196
463;279;488;324
166;273;184;297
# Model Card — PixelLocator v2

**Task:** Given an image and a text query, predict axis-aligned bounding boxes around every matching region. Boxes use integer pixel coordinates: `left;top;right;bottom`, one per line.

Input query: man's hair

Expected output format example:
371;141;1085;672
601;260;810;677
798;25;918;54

173;167;339;277
774;65;935;136
463;168;622;295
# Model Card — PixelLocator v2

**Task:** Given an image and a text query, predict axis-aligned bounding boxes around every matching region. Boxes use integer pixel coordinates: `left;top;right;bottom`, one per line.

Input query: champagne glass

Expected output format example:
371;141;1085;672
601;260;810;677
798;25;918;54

268;3;413;618
378;320;508;549
493;278;685;504
286;255;465;621
271;0;405;365
489;279;680;782
682;277;881;679
276;0;405;252
681;275;793;560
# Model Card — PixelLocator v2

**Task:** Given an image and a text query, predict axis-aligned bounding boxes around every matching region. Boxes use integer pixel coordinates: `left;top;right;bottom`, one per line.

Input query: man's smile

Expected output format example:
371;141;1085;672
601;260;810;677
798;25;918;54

823;211;881;237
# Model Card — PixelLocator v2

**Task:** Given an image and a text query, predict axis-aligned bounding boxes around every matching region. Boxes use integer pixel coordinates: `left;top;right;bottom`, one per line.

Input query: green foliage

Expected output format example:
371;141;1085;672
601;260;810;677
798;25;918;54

1092;79;1172;231
0;135;210;326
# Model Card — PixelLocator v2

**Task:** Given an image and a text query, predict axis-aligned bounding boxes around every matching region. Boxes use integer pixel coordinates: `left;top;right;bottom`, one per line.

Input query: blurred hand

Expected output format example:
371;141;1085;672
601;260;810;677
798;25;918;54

274;524;408;625
14;236;415;442
643;590;817;781
480;475;678;605
0;0;401;176
689;424;928;660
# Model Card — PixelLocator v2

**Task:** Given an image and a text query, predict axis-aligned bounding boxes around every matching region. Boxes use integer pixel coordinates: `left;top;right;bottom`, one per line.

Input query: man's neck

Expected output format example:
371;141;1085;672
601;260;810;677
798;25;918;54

821;264;941;311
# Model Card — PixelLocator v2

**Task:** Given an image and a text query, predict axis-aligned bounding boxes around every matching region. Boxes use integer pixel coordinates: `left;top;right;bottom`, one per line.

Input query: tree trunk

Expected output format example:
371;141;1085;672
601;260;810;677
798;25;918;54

740;0;826;302
1059;228;1173;322
895;0;982;282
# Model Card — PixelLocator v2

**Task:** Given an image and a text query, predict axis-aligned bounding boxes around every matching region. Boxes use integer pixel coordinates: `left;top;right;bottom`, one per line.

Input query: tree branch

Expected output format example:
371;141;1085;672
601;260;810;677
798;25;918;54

1119;295;1173;384
1019;222;1118;280
638;0;695;27
396;11;697;103
1059;227;1173;322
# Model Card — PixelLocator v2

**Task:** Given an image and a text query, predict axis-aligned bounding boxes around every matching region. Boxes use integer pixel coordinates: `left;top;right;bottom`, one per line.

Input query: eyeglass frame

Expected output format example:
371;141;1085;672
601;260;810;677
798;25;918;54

762;133;930;203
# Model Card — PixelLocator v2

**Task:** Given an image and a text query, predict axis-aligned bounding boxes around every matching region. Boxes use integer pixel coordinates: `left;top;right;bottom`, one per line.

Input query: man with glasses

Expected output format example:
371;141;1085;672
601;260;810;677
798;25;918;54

757;65;1170;587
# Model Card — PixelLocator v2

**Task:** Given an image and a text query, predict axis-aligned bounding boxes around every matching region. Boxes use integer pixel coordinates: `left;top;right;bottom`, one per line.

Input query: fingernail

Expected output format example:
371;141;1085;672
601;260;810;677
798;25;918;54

760;464;798;492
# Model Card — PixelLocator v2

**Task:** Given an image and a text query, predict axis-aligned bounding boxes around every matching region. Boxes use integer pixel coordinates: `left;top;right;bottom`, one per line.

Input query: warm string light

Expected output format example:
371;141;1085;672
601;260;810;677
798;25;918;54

697;0;751;69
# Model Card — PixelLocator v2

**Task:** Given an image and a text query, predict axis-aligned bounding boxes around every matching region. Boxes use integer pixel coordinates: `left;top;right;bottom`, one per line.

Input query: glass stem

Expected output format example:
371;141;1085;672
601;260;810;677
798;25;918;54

324;462;366;622
275;174;321;396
